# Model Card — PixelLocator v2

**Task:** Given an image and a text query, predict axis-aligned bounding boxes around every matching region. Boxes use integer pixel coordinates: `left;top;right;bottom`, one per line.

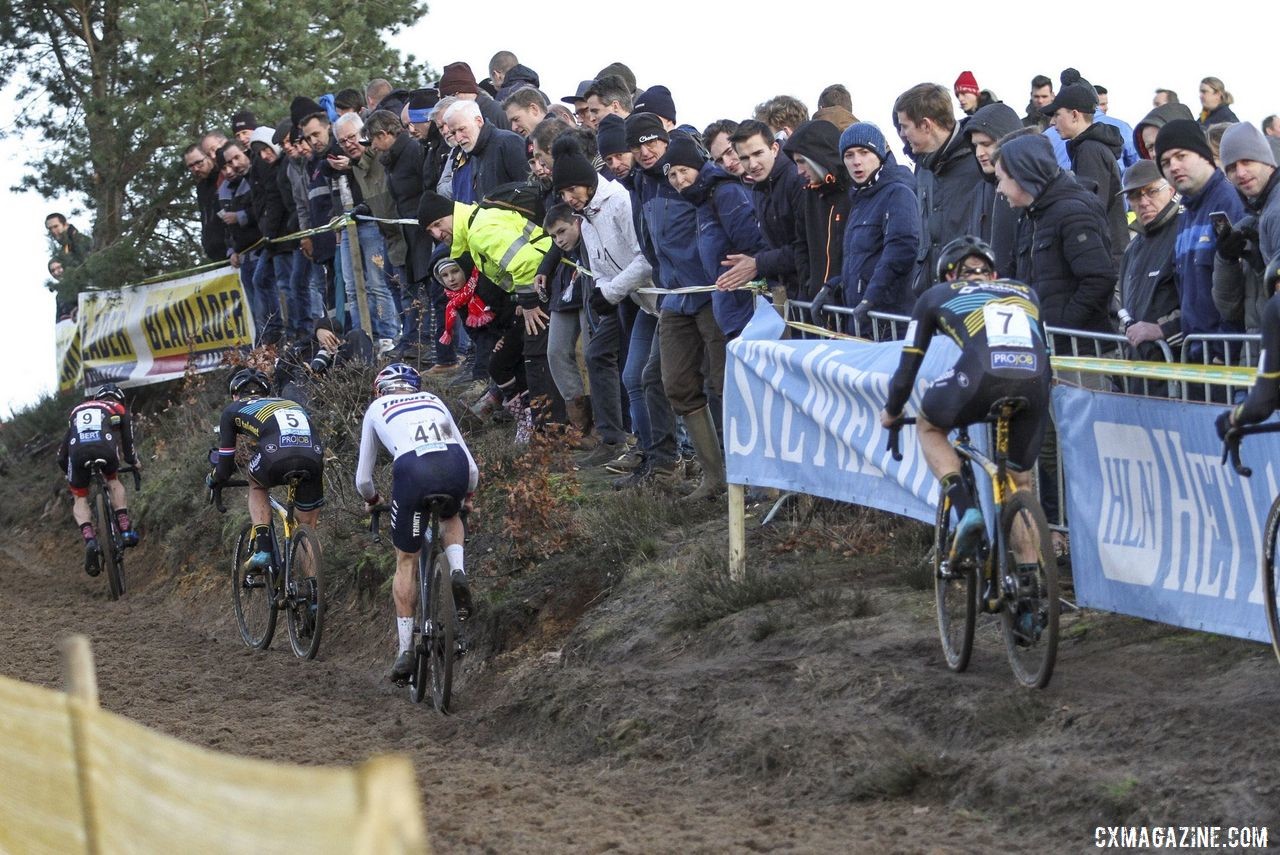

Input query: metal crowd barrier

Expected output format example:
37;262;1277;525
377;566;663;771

1179;333;1261;403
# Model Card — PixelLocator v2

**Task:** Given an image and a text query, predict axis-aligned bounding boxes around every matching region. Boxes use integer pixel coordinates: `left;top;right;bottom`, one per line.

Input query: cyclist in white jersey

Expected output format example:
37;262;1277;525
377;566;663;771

356;363;479;681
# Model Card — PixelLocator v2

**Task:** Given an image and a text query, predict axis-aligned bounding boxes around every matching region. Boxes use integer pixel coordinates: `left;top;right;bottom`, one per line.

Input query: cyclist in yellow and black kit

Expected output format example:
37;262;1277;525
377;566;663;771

208;368;325;569
1218;256;1280;438
880;236;1052;560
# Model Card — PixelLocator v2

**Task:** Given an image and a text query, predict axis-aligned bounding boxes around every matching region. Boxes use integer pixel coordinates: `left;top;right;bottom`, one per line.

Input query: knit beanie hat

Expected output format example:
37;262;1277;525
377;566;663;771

997;134;1061;199
439;62;480;97
954;72;979;96
551;137;599;193
624;112;669;148
417;191;455;229
271;118;294;147
1219;121;1277;169
289;96;325;128
597;114;628;156
839;122;888;161
407;88;440;125
633;85;676;123
660;133;706;173
1153;119;1216;174
596;62;638;95
231;110;257;133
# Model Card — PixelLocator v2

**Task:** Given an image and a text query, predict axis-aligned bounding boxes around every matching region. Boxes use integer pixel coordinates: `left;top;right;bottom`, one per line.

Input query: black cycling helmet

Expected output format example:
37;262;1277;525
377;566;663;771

936;235;998;280
88;383;125;402
228;367;271;397
1267;253;1280;293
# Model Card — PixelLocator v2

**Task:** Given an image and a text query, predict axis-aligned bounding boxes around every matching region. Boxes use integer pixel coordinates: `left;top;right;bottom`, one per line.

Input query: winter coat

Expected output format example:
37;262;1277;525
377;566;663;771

784;120;851;299
197;174;228;262
275;156;299;238
350;148;407;267
474;92;510;131
1212;171;1280;333
1175;169;1246;353
544;245;585;311
448;200;552;294
1094;113;1140;169
217;172;261;255
249;156;295;254
495;65;541;102
451;123;527;203
679;162;770;337
1119;200;1182;358
911;124;986;294
381;131;433;283
749;152;808;299
1133;103;1196;160
374;88;411;118
1066;121;1128;268
1200;103;1240;130
302;152;337;263
964;103;1024;276
811;106;858;132
827;153;919;314
638;163;706;316
578;175;656;314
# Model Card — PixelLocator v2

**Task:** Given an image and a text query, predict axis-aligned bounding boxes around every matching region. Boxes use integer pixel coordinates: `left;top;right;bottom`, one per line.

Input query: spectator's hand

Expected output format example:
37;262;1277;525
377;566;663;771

229;251;241;269
327;153;351;171
879;409;902;430
1215;409;1235;442
351;203;371;218
850;301;872;326
809;285;836;320
523;305;549;335
589;287;616;316
315;327;341;352
716;254;757;291
300;237;314;260
1216;227;1251;262
1125;321;1165;346
533;273;548;301
218;210;238;225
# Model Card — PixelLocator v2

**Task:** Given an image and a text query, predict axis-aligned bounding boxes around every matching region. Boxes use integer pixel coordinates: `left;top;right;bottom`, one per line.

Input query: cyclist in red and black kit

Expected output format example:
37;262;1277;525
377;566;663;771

880;236;1052;560
1218;255;1280;438
57;383;142;574
208;368;325;570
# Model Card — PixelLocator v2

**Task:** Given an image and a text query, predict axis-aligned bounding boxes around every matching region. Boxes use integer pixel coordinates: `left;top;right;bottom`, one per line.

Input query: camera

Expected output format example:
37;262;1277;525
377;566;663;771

310;349;335;374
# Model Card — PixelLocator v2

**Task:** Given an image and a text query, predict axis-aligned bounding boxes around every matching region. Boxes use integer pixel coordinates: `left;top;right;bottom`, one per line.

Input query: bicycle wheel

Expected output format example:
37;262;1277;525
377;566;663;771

934;490;977;672
409;549;432;704
285;526;325;660
1261;494;1280;666
232;523;276;649
94;488;125;601
998;491;1059;688
430;553;456;714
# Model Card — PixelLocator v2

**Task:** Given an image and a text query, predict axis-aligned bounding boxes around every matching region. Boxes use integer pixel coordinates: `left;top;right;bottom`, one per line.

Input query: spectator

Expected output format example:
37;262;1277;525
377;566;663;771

953;71;996;116
817;84;853;113
503;87;549;137
537;205;597;446
1023;74;1054;129
719;119;808;302
216;140;282;344
199;130;229;162
292;96;340;294
1264;116;1280;139
560;80;594;127
231;110;257;147
246;127;301;341
596;62;638;96
185;144;227;262
438;62;510;130
1213;122;1280;334
634;85;678;132
1090;84;1140;168
46;258;74;321
1153;88;1179;107
487;51;519;91
704;119;744;179
1133;101;1196;160
1198;77;1239;129
754;95;809;141
1117;160;1183;362
598;114;633;180
45;213;91;271
280;124;326;340
1154;118;1246;367
783;119;851;299
894;82;985;294
494;63;541;104
444;100;527;204
365;79;392;112
584;76;633;129
333;88;363;115
963;103;1022;275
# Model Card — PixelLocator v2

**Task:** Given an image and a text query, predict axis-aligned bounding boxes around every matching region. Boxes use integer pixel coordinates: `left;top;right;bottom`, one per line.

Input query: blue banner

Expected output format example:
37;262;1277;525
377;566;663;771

1055;385;1275;643
725;298;960;524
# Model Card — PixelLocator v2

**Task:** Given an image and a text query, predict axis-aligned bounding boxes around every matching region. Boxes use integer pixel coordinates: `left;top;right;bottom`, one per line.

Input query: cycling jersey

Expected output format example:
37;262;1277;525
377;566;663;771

57;400;138;497
887;278;1052;471
213;396;324;508
1233;291;1280;427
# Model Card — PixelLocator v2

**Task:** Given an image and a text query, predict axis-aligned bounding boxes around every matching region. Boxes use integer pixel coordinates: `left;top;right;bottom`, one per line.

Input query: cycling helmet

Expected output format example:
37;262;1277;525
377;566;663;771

373;362;421;396
936;235;998;281
228;367;271;397
1267;253;1280;293
88;383;125;402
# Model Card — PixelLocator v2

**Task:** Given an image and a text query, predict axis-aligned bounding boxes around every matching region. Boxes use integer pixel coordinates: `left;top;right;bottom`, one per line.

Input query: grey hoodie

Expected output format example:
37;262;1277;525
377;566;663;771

579;175;658;314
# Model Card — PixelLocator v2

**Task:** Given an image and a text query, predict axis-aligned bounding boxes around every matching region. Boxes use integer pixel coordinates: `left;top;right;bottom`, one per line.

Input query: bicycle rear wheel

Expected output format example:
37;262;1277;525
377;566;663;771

430;553;456;714
998;491;1059;688
409;549;432;704
934;491;977;672
1261;494;1280;666
232;523;276;649
94;489;125;601
285;526;325;660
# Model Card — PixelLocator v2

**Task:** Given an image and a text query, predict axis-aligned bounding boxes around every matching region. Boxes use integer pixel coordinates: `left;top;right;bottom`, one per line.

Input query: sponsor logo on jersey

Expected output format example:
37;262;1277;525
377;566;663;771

278;434;311;447
991;351;1038;371
956;371;969;388
80;431;101;442
265;443;277;453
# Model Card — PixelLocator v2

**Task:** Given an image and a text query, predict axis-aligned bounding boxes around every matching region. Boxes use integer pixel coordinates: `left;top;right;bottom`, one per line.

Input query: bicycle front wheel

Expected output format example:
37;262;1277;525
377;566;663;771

409;549;432;704
998;492;1059;689
94;489;125;601
1261;494;1280;666
934;492;976;672
430;553;456;714
232;523;276;649
285;526;325;660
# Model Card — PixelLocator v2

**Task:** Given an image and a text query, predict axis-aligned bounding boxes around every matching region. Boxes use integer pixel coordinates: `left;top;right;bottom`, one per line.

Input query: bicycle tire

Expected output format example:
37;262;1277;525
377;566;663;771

934;490;977;672
232;523;277;649
94;488;125;601
285;526;325;660
1261;493;1280;666
998;491;1059;688
409;548;431;704
430;553;456;714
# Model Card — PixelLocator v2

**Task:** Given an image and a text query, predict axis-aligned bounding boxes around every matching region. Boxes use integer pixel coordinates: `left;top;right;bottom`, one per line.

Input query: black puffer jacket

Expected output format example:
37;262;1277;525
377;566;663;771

964;103;1023;276
911;124;985;294
783;119;851;299
1119;200;1182;358
750;152;808;299
381;130;433;284
1066;121;1128;268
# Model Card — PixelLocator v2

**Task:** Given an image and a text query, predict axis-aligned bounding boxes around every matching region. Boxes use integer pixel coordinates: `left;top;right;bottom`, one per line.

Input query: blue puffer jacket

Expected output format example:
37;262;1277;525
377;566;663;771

1176;169;1246;351
680;162;769;337
639;164;705;316
826;152;919;314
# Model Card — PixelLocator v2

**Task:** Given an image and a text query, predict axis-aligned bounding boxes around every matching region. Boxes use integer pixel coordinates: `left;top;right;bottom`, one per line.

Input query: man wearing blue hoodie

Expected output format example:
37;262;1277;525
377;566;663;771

809;123;919;335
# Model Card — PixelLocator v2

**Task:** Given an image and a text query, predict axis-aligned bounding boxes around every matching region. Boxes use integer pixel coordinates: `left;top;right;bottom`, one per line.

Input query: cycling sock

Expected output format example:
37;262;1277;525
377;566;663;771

253;524;271;555
445;544;464;575
941;473;975;520
80;522;96;542
397;617;413;654
115;508;132;532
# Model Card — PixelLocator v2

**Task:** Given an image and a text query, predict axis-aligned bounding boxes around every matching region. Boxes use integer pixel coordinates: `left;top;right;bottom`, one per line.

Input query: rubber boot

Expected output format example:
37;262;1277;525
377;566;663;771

680;406;726;502
565;396;597;450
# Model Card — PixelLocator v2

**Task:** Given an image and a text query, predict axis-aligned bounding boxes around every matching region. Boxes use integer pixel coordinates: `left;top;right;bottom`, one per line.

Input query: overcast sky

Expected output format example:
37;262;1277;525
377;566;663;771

3;0;1277;417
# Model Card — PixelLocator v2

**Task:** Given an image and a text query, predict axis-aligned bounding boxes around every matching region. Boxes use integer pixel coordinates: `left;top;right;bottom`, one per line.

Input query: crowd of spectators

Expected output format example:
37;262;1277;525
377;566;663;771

159;57;1280;504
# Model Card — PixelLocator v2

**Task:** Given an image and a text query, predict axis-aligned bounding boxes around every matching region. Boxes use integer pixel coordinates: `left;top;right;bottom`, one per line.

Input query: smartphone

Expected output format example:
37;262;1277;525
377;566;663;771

1209;211;1232;239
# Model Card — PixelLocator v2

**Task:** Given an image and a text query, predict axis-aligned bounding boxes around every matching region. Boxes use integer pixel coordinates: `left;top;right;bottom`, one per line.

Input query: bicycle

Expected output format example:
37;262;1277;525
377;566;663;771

889;396;1060;688
210;468;325;660
1221;421;1280;665
84;459;140;601
369;497;467;713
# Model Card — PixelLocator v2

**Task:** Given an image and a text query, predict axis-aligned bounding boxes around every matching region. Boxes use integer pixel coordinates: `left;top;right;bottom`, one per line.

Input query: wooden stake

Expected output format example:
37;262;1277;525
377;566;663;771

728;483;746;582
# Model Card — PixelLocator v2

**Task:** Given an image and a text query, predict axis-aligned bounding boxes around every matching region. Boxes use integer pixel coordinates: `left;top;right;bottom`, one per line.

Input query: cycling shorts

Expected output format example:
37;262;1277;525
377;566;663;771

66;441;119;497
920;360;1050;473
389;445;471;553
247;444;325;511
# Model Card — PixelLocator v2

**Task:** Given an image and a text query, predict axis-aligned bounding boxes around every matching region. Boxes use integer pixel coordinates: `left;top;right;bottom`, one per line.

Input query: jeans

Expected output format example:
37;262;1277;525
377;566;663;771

338;221;399;340
548;308;587;401
585;308;627;444
624;310;657;451
287;250;314;339
641;321;678;467
244;250;283;344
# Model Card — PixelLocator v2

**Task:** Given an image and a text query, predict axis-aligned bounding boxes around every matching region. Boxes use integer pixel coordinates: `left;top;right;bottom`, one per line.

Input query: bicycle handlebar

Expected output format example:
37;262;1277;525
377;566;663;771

886;417;917;462
117;465;142;491
367;503;391;537
1219;420;1280;479
209;479;250;513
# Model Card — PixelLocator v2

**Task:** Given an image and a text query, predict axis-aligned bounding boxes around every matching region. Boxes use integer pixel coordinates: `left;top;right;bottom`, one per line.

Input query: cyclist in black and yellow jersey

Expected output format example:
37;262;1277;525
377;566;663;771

880;236;1052;560
1218;255;1280;438
209;368;325;570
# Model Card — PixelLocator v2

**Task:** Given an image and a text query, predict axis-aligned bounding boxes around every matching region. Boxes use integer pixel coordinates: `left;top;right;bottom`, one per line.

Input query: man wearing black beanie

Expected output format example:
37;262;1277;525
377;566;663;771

784;119;851;299
597;114;632;179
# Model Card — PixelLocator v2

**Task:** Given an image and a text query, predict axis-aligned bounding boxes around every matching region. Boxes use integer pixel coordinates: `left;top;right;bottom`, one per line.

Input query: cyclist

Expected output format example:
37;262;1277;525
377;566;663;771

208;368;325;570
57;383;141;574
879;236;1051;561
355;363;479;681
1217;255;1280;438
